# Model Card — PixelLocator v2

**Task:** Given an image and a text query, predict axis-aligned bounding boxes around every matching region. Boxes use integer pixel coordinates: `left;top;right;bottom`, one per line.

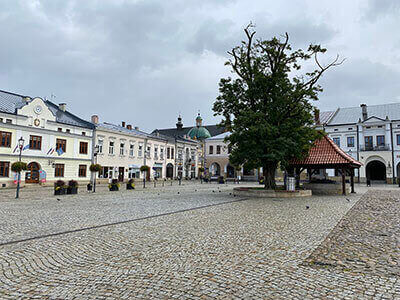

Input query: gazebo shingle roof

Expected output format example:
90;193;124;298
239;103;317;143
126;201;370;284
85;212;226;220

290;134;361;168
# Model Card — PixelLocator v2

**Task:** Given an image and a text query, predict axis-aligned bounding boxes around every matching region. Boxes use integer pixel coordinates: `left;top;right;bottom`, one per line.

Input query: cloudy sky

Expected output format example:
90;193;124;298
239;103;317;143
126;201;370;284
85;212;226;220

1;0;400;131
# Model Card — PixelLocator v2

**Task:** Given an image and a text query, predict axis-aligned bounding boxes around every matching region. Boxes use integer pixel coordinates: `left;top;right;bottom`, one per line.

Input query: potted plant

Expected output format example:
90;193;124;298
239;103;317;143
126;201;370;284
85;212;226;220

109;179;120;191
54;180;66;195
126;178;135;190
218;176;225;184
11;161;27;173
67;180;78;194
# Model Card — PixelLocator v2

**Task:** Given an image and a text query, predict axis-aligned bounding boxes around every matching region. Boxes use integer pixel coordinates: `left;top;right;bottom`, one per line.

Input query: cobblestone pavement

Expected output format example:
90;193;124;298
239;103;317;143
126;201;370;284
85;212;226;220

304;189;400;278
0;184;399;299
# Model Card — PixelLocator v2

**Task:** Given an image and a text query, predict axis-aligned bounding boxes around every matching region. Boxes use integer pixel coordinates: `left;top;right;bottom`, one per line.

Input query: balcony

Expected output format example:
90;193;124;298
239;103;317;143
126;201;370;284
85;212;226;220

359;144;390;151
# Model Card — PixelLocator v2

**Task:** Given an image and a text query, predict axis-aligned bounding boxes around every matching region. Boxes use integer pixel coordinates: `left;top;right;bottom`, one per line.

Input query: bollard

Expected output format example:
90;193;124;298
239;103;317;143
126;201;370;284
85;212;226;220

143;178;146;189
154;181;156;188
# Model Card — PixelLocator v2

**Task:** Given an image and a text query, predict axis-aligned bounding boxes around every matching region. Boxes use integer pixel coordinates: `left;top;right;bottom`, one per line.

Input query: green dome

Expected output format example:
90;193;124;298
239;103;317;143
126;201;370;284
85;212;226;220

187;126;211;140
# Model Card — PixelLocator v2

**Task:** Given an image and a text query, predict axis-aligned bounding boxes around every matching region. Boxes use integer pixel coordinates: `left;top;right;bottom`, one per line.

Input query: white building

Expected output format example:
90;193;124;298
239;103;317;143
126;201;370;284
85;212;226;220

320;103;400;183
91;116;171;181
0;90;94;187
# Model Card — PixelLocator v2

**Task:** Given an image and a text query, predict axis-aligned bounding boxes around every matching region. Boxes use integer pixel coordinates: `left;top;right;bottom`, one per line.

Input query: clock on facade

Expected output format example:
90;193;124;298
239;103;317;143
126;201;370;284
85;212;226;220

34;118;40;126
34;105;43;114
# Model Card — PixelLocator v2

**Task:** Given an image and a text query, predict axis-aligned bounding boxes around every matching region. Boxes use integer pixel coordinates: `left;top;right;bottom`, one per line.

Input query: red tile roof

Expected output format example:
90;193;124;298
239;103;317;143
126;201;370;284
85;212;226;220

290;134;362;168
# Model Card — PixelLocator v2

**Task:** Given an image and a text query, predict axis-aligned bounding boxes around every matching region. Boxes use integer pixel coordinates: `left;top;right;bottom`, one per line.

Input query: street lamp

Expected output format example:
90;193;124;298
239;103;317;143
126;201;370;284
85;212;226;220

93;145;99;193
15;137;25;199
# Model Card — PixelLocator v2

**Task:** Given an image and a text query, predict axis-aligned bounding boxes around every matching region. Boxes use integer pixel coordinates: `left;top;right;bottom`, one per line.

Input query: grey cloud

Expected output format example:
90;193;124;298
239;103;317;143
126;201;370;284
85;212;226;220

363;0;400;22
317;58;400;110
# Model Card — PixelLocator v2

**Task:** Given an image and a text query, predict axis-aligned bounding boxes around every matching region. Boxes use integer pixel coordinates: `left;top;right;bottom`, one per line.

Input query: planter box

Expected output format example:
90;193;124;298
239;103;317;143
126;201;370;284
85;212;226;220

109;185;119;191
233;187;312;198
54;188;66;196
67;187;78;195
126;184;135;190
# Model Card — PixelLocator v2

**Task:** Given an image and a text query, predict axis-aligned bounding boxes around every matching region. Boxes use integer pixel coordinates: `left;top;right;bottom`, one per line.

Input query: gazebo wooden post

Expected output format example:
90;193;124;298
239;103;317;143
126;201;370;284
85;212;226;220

341;168;346;195
350;168;355;193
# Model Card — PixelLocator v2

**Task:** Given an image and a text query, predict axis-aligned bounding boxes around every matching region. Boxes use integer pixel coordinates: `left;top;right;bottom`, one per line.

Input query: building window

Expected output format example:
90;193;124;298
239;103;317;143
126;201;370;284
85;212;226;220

334;128;338;131
365;136;373;149
348;128;353;130
160;147;164;159
154;147;158;158
82;132;86;136
120;142;125;155
56;139;67;152
79;142;88;154
66;129;71;133
216;145;221;154
98;139;103;153
29;135;42;150
332;138;340;147
78;165;87;177
347;137;354;148
147;146;151;158
58;128;62;132
6;119;12;124
109;141;114;155
0;162;10;177
138;144;143;157
167;147;171;159
209;145;214;154
397;134;400;145
54;164;65;177
377;135;385;146
0;131;12;148
171;148;174;159
129;144;134;156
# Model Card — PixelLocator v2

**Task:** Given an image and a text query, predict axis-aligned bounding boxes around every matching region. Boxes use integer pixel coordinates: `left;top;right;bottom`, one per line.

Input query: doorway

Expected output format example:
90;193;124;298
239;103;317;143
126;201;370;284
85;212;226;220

26;162;40;183
366;160;386;181
118;167;125;182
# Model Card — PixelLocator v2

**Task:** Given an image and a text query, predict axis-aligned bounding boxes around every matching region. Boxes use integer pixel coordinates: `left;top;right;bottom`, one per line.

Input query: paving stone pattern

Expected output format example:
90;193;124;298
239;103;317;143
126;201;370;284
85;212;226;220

0;184;399;299
304;189;400;278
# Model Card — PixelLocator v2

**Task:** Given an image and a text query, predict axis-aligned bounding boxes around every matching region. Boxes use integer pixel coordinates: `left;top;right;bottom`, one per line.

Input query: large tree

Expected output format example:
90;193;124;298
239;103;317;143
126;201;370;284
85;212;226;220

213;24;343;189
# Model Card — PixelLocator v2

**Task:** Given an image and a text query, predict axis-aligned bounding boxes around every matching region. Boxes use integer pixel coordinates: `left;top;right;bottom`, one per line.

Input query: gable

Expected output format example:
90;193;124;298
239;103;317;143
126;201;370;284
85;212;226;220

17;97;56;128
362;116;386;124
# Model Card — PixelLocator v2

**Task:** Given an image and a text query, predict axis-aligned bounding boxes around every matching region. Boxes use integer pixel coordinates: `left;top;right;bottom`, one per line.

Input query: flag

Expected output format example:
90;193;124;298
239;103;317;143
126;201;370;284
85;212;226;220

22;144;29;151
46;147;54;155
56;147;64;156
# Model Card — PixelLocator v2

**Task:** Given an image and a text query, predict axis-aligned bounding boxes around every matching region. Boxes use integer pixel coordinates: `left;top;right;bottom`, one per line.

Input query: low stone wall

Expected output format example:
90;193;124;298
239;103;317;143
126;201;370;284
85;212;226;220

303;183;348;195
233;187;312;198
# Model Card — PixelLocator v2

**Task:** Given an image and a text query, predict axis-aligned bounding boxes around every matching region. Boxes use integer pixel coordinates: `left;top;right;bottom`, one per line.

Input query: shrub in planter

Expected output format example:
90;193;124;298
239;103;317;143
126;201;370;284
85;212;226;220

54;180;66;195
89;164;102;173
11;162;28;173
67;180;79;194
218;176;225;184
126;179;135;190
109;179;120;191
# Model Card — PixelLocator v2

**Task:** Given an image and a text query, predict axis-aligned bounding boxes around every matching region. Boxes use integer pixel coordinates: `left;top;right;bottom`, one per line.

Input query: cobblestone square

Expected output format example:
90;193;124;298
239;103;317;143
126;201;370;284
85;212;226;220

0;183;399;299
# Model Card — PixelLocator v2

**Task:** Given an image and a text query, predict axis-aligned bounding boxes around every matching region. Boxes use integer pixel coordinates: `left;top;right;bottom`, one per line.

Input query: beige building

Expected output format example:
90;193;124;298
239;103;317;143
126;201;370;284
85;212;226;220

205;132;259;181
92;116;172;182
0;90;94;187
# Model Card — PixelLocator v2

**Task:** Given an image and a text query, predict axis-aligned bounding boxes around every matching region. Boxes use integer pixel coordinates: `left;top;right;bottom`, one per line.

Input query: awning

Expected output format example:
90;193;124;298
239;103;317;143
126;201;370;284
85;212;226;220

153;163;163;168
129;164;140;169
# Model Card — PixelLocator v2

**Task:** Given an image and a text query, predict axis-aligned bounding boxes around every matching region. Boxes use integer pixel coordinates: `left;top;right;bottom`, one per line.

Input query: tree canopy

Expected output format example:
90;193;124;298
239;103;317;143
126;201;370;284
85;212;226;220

213;24;343;189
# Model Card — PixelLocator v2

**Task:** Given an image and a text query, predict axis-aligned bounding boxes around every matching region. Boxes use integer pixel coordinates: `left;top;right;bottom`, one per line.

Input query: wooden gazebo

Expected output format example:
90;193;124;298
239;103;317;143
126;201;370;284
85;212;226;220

289;134;362;195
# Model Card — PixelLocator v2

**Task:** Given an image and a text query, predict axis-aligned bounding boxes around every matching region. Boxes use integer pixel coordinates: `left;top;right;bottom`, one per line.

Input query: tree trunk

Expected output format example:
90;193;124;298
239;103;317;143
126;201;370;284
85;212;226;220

263;162;278;190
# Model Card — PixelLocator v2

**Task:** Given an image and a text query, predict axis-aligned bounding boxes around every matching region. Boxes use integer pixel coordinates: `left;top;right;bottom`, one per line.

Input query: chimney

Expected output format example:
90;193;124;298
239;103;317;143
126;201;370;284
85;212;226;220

134;126;139;130
91;115;99;124
127;124;132;130
314;108;320;125
360;104;367;121
59;103;66;112
176;115;183;130
121;121;126;127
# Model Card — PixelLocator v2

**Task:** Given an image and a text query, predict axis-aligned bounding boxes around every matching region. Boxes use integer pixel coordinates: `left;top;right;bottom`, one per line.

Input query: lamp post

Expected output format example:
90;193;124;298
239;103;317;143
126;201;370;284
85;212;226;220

15;137;25;199
93;145;99;193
